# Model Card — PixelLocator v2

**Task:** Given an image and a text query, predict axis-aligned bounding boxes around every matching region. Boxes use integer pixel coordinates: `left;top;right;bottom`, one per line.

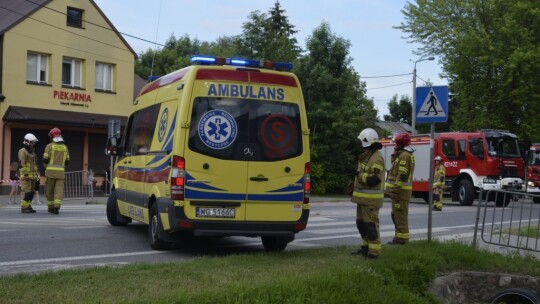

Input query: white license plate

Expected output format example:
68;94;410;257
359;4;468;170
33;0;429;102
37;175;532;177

196;207;235;218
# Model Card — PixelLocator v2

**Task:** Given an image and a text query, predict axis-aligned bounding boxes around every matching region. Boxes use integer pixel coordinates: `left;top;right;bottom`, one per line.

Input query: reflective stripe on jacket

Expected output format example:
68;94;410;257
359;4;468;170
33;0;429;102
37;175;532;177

44;142;70;179
352;149;385;207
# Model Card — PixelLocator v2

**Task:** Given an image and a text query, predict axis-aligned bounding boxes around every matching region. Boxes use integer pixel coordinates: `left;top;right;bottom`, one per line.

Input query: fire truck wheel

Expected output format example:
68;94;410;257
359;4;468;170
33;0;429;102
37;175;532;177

149;203;171;250
458;179;475;206
106;190;130;226
534;197;540;204
495;194;511;207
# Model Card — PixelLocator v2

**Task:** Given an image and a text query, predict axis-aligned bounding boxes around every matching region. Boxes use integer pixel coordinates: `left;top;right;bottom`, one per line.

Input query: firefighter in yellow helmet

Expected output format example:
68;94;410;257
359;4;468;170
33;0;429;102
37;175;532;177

43;128;70;215
350;128;385;259
432;156;445;211
386;132;415;245
19;133;39;213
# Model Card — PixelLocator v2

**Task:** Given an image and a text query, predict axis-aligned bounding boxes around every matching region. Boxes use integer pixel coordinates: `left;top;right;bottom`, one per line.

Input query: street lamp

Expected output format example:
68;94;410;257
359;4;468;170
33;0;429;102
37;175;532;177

411;56;435;134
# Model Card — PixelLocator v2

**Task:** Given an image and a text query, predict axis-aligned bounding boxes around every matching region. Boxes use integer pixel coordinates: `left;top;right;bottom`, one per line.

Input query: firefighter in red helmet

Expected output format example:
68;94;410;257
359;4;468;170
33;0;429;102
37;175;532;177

43;128;70;215
386;132;415;245
19;133;39;213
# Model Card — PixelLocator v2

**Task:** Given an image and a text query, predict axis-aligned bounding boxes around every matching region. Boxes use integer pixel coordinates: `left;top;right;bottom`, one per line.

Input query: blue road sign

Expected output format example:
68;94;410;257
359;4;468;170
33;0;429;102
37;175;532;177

415;85;448;123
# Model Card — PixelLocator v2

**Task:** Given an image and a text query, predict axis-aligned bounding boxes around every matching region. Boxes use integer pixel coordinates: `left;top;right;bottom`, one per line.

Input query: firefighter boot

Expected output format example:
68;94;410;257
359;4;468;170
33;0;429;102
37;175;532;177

53;208;60;215
350;246;368;257
48;205;55;214
21;206;36;213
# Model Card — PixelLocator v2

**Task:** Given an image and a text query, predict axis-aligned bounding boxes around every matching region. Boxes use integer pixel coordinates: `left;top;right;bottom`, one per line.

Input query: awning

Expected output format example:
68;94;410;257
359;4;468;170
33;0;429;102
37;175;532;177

2;106;127;129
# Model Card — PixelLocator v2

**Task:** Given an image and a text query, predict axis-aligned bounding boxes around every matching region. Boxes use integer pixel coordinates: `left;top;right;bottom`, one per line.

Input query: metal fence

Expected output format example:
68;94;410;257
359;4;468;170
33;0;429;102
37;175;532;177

473;189;540;253
64;170;95;199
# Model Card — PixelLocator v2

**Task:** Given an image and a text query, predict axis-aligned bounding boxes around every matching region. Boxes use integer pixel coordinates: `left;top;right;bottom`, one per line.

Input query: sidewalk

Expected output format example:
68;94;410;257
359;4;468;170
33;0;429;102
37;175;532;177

0;194;108;206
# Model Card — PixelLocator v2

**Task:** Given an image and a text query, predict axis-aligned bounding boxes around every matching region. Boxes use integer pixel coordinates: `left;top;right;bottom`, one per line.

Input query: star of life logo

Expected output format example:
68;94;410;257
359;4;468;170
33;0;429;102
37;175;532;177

198;110;238;149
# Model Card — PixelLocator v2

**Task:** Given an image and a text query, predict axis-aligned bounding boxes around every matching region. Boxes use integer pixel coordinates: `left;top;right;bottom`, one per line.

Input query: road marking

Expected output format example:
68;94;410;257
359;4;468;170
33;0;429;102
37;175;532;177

0;251;166;267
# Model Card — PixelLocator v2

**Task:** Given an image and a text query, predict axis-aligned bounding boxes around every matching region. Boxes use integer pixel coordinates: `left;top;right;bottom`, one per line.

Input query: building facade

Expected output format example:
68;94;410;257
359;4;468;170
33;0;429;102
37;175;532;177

0;0;137;193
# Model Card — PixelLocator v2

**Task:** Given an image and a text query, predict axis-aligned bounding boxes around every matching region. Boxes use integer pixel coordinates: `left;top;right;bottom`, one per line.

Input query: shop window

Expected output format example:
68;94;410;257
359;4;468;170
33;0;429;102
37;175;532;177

26;52;49;84
95;62;114;92
67;7;83;28
62;58;83;88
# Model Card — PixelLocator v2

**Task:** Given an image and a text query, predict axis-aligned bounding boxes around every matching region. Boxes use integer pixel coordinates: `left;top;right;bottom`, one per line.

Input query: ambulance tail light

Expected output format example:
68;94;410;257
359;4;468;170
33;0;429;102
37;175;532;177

190;54;293;71
171;156;185;201
303;162;310;204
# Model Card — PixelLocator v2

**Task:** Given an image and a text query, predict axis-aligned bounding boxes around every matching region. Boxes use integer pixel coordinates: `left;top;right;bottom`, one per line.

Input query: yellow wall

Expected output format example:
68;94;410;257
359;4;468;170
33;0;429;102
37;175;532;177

1;0;134;117
0;0;136;186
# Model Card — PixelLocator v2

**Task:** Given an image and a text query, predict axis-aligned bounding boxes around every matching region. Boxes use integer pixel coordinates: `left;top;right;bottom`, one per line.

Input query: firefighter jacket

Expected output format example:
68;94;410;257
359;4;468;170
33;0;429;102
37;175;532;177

433;164;446;190
351;149;385;208
43;142;70;179
18;146;38;179
386;148;415;201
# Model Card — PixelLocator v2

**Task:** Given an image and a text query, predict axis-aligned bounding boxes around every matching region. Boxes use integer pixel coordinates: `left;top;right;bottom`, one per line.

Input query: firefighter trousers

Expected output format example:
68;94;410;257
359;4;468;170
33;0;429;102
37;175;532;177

390;198;410;243
356;204;381;256
45;177;65;209
433;188;444;209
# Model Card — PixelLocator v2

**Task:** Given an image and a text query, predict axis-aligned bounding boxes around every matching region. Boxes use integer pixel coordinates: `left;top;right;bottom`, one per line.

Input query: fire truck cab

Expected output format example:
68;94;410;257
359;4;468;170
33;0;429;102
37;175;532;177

526;143;540;204
381;130;524;207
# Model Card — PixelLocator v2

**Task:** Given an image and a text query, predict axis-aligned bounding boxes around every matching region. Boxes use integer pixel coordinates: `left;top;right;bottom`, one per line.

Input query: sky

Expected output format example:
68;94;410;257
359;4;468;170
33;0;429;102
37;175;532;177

94;0;446;118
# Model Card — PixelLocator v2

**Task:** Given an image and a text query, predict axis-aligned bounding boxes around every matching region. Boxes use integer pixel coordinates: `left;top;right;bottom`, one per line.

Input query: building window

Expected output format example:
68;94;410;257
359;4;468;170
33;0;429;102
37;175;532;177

62;58;83;87
67;7;83;28
27;53;49;84
95;62;114;91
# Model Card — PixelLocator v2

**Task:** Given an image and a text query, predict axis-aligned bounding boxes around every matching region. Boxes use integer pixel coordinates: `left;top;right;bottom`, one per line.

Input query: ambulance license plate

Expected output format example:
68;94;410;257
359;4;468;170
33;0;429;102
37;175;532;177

196;207;235;218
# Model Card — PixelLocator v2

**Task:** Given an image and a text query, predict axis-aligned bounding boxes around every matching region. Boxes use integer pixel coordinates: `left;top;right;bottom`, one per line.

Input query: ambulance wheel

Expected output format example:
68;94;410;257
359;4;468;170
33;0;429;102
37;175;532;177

106;190;130;226
533;197;540;204
261;236;290;252
458;179;474;206
149;203;171;250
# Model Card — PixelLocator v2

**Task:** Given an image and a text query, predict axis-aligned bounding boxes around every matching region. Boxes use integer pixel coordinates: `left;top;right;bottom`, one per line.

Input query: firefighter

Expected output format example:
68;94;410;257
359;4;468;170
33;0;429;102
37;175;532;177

350;128;385;259
18;133;39;213
432;156;445;211
386;132;415;245
43;128;70;215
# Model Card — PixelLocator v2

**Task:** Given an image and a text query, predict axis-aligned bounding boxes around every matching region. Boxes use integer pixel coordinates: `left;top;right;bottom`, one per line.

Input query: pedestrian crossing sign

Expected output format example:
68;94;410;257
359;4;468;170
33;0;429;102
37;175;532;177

415;85;448;123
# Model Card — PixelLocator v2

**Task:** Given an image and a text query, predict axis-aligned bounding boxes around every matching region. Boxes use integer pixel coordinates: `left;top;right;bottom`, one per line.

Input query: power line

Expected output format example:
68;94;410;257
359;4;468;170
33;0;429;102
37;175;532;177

22;0;164;47
360;73;411;79
367;81;411;90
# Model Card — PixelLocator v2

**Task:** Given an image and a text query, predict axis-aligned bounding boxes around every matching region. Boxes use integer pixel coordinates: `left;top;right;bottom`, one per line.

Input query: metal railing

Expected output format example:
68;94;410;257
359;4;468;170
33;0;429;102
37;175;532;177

473;189;540;253
64;170;95;199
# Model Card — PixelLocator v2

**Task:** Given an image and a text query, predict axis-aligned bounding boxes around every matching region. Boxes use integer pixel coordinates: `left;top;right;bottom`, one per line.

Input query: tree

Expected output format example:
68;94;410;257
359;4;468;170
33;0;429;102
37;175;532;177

295;22;377;194
384;94;412;123
237;1;301;61
397;0;540;143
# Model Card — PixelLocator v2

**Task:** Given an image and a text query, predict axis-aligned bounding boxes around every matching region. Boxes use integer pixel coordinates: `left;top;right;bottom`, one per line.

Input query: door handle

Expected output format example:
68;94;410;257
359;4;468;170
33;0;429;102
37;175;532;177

250;175;268;182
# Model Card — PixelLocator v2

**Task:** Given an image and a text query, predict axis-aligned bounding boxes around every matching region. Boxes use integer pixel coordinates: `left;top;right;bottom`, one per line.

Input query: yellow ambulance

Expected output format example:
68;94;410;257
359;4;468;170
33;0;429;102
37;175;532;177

106;55;311;251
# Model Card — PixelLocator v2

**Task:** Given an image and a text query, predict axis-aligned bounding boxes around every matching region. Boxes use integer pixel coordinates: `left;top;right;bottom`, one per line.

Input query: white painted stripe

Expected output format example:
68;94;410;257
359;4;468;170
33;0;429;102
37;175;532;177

61;226;108;229
0;251;166;267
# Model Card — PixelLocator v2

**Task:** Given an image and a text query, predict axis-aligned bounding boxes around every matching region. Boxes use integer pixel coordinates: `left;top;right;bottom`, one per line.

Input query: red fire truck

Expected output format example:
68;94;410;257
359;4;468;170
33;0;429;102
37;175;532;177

526;143;540;204
381;130;524;207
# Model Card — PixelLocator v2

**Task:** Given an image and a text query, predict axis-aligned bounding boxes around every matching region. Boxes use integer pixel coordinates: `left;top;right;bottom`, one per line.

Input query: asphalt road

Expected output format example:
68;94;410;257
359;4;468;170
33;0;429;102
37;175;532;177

0;195;538;276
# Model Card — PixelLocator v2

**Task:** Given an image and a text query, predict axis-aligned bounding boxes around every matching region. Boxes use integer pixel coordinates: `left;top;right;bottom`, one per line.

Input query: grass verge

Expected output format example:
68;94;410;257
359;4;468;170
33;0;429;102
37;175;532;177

0;240;539;303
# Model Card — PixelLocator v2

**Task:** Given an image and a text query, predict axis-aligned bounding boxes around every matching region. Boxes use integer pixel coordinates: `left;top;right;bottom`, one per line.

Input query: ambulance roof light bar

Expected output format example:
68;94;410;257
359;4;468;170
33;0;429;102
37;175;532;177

190;55;293;71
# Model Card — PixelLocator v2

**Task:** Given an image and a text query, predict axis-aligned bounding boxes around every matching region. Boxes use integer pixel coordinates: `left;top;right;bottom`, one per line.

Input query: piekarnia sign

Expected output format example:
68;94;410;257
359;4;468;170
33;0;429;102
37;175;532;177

53;90;92;107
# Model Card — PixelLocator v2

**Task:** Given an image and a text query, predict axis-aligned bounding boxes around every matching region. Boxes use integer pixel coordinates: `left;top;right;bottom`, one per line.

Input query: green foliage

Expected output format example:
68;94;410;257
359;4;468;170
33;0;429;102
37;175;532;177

296;22;377;194
397;0;540;143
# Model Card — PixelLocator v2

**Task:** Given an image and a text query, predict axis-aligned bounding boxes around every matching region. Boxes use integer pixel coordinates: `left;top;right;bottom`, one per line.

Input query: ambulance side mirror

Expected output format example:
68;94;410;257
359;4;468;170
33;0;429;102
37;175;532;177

106;136;122;156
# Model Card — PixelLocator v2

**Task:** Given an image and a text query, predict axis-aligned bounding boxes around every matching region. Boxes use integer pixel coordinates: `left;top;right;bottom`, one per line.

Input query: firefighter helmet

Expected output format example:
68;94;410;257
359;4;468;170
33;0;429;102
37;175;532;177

357;128;379;148
434;156;442;161
394;133;411;148
49;127;64;142
23;133;38;145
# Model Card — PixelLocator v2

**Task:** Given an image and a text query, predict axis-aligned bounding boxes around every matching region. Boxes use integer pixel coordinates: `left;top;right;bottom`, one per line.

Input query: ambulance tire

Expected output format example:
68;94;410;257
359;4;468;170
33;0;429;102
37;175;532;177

149;203;171;250
458;179;475;206
261;236;291;252
106;190;130;226
533;197;540;204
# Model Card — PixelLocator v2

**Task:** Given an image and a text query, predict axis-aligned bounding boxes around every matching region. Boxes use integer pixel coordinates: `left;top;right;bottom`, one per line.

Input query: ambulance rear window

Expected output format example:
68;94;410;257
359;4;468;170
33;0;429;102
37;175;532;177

189;97;302;161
